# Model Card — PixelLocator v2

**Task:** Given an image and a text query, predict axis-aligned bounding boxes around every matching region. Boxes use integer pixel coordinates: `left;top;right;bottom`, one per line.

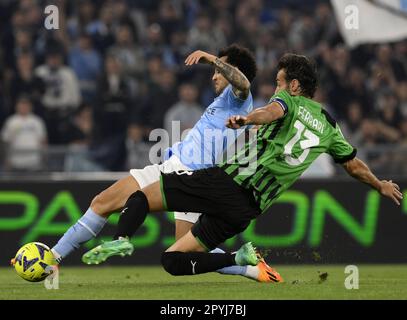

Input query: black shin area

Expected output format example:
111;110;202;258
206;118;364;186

114;191;149;239
161;251;235;276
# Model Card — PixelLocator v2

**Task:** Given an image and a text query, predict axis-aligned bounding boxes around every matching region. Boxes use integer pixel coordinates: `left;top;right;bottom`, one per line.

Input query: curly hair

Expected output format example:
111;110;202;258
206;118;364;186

277;53;318;98
218;44;257;82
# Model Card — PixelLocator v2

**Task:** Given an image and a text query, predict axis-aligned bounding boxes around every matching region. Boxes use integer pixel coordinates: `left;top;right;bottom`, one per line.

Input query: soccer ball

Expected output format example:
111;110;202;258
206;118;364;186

12;242;56;282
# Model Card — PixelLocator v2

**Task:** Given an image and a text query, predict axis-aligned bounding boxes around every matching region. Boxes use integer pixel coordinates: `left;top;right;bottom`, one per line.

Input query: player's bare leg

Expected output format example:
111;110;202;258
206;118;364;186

167;230;206;252
175;220;194;241
90;176;141;217
82;181;166;264
52;175;141;262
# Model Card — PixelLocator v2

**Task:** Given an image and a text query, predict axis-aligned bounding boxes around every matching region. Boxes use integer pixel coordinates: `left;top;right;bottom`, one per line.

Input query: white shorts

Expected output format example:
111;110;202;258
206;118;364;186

130;155;201;223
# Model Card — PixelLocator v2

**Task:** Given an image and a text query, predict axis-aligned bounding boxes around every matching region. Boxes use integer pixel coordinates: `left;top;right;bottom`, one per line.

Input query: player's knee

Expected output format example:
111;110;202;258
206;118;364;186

90;194;102;213
161;252;183;276
90;193;111;217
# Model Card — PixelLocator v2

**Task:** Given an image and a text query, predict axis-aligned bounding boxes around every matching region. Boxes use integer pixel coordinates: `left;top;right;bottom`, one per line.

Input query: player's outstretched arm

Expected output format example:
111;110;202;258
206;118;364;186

212;57;250;99
226;102;285;129
342;157;403;205
185;50;250;99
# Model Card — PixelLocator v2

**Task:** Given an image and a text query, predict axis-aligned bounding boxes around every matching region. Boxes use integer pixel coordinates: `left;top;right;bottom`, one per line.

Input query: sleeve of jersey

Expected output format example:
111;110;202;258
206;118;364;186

328;126;357;163
225;85;246;107
269;91;291;116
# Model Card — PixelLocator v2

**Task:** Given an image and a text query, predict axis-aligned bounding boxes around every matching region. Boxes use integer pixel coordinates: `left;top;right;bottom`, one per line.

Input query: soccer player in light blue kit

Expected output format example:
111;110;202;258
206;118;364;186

50;45;280;282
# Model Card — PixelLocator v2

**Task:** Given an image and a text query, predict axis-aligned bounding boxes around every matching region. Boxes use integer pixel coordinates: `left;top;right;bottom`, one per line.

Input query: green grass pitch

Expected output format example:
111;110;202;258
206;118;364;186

1;265;407;300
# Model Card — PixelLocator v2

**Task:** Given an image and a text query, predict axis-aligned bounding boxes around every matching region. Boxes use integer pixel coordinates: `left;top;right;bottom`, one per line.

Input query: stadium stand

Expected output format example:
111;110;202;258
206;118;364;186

0;0;406;176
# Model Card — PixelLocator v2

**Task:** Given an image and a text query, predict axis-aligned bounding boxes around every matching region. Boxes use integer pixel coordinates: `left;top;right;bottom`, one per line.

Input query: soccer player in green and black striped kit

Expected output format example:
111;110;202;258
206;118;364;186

84;54;403;278
222;79;357;215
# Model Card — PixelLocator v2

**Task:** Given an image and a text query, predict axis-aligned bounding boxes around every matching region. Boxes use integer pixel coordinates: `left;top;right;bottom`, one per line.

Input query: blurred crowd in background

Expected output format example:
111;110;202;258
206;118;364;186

0;0;406;176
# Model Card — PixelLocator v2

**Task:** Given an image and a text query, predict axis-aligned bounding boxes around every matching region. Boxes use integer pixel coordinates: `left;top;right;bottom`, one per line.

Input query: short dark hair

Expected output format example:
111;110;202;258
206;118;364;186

17;95;31;104
277;53;318;98
218;44;257;82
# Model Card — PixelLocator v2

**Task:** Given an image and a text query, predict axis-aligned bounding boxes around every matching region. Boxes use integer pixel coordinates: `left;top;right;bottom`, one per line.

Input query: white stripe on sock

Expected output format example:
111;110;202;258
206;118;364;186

78;220;97;237
210;248;225;254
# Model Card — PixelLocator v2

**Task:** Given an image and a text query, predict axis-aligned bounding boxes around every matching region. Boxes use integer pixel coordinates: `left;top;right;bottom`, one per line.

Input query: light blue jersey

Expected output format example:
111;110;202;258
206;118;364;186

167;85;253;170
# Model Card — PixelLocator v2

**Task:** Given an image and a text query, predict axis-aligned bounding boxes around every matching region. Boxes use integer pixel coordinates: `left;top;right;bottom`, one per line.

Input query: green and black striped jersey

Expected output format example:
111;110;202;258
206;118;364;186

221;90;356;213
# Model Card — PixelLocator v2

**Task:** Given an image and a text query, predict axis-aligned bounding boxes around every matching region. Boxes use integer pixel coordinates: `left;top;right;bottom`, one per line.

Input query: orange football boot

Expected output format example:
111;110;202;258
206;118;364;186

256;257;284;283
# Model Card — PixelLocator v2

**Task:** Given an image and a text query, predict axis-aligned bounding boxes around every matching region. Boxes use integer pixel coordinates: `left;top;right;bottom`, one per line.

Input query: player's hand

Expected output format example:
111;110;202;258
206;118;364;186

226;115;248;129
185;50;216;66
379;180;403;205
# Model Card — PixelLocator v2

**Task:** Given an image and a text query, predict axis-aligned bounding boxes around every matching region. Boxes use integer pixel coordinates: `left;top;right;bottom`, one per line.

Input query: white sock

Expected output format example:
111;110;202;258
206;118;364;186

244;265;260;280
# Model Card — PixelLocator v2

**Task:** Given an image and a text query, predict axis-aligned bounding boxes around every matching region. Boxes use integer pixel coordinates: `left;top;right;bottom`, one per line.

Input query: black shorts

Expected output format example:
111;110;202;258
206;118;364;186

160;166;260;250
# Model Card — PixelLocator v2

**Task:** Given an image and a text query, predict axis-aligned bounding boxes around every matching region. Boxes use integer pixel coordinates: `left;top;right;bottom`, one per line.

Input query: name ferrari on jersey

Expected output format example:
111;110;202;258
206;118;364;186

298;106;325;134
